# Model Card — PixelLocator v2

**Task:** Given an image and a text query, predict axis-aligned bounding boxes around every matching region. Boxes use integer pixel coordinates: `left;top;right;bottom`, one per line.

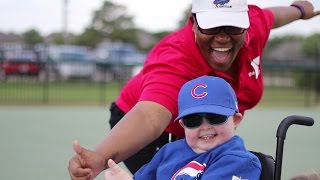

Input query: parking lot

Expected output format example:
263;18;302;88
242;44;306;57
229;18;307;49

0;42;146;83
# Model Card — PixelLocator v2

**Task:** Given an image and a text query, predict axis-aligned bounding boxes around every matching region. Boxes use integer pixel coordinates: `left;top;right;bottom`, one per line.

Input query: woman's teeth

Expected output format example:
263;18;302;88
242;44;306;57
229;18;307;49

213;47;231;52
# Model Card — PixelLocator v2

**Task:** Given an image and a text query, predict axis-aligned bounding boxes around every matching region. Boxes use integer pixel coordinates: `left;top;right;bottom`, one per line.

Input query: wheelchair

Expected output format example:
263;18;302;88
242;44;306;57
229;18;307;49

251;115;314;180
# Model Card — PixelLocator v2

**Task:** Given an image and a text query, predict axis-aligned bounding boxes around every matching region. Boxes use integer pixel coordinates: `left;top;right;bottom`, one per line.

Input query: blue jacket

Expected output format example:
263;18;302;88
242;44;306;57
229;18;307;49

134;135;261;180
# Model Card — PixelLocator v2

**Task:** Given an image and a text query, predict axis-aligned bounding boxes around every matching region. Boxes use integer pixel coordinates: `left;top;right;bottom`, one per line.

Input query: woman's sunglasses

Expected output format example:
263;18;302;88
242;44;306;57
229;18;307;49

181;113;229;129
193;14;246;35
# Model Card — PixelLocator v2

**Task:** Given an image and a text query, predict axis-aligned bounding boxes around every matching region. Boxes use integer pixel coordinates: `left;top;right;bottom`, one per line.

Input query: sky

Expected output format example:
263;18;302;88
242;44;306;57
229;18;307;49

0;0;319;38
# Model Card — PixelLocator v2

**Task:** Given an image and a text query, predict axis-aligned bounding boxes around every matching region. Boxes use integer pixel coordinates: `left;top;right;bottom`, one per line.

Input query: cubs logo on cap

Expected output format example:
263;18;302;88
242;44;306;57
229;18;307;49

175;76;238;121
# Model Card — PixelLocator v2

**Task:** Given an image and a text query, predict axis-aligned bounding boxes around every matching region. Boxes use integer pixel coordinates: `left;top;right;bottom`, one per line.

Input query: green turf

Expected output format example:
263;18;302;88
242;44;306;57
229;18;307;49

0;81;121;105
0;106;319;180
260;86;318;107
237;107;320;179
1;81;319;107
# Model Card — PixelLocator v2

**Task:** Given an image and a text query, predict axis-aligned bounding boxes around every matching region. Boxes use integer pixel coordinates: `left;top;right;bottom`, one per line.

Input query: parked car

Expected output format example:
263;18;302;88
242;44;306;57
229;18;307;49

94;42;146;81
0;50;3;79
36;45;96;81
0;50;42;80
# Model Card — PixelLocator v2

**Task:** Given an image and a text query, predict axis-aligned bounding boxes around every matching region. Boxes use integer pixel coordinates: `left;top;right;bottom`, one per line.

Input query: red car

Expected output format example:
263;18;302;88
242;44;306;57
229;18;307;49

0;50;42;80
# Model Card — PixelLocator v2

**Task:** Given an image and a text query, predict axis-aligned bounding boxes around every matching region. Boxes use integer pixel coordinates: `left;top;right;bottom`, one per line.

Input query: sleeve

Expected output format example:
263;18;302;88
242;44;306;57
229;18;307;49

133;144;168;179
247;5;274;51
139;42;199;118
259;8;274;47
261;8;274;31
133;156;161;179
200;154;262;179
134;141;189;179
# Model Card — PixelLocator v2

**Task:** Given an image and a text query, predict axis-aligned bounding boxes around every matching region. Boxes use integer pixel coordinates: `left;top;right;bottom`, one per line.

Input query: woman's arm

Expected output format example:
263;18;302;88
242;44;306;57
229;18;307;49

95;100;172;167
267;1;320;29
68;101;172;179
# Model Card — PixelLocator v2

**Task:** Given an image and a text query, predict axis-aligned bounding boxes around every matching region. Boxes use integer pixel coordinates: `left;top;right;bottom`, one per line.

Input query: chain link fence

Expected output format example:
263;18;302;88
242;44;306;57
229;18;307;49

0;43;319;107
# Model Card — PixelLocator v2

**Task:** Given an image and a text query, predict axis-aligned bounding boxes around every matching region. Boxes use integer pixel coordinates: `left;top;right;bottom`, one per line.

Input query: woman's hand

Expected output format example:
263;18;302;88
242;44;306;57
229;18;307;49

68;140;107;180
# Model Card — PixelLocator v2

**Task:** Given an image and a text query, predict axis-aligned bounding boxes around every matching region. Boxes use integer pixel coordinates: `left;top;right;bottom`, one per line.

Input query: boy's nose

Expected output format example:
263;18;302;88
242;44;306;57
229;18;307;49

200;118;213;129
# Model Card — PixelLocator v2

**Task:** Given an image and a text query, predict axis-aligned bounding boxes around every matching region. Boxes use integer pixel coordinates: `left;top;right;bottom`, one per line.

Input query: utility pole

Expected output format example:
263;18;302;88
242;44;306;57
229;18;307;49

316;41;320;104
63;0;69;44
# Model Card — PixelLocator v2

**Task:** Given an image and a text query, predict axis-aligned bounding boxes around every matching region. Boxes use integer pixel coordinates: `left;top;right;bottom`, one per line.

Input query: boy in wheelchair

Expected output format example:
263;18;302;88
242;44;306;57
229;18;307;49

104;76;261;179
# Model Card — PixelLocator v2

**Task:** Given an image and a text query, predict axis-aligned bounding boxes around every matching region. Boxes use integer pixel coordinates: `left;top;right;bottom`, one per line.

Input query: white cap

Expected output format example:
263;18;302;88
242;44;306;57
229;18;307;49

192;0;250;29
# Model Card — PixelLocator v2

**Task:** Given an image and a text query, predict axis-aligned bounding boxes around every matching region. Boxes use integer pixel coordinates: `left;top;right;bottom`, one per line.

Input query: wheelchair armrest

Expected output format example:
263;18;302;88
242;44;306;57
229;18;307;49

250;151;275;180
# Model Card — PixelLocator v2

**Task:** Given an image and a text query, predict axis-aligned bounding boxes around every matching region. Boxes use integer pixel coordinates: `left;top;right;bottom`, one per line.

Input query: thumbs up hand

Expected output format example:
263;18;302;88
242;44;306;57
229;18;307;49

68;140;106;180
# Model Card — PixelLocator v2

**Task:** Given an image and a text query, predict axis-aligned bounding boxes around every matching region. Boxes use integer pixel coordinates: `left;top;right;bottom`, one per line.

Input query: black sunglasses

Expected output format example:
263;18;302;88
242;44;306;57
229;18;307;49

193;14;246;35
181;113;229;129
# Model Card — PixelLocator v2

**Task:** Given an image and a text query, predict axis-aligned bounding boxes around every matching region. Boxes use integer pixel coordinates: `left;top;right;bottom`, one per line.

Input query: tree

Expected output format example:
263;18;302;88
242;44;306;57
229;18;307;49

74;0;194;50
77;0;137;47
22;29;43;46
264;35;303;55
301;33;320;58
74;27;104;48
140;4;191;52
301;33;320;101
44;32;78;45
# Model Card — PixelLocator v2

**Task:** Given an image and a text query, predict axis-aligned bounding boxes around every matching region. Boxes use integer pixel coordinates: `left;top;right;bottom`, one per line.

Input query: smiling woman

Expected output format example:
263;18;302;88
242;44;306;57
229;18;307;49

67;0;320;179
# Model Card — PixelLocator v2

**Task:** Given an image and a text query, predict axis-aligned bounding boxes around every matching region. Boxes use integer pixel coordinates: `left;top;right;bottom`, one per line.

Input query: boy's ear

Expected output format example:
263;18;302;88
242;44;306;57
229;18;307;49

233;113;243;127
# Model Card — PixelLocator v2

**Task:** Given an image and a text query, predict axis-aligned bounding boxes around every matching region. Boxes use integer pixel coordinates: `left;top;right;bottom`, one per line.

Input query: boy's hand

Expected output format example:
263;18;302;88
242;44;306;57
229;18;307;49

104;159;133;180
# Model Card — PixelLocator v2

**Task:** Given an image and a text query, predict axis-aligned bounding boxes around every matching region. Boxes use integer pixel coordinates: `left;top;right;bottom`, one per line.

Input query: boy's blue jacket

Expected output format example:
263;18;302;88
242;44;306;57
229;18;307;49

134;135;261;180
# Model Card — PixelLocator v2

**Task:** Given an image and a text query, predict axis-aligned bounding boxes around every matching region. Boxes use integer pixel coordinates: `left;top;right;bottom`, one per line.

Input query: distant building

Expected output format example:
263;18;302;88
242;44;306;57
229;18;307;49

0;33;24;44
264;40;310;64
0;33;25;50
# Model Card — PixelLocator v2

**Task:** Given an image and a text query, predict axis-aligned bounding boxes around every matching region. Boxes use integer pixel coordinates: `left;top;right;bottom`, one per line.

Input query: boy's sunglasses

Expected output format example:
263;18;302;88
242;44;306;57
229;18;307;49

193;14;246;35
181;113;229;129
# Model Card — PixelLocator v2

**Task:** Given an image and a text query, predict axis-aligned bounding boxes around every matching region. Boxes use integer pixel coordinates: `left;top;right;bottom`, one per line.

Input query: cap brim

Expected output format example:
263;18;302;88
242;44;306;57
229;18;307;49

175;105;236;121
196;11;249;29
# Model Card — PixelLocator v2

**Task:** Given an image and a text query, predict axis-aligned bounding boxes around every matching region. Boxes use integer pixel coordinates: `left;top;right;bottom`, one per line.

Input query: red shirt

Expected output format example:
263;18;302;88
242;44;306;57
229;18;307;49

116;5;274;137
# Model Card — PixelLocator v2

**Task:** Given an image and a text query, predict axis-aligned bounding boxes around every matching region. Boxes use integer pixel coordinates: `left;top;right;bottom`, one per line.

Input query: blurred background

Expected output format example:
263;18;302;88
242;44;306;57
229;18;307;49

0;0;319;179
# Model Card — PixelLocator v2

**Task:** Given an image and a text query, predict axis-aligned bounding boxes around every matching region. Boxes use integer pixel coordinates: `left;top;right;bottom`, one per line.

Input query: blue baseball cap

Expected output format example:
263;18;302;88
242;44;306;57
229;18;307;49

175;76;239;121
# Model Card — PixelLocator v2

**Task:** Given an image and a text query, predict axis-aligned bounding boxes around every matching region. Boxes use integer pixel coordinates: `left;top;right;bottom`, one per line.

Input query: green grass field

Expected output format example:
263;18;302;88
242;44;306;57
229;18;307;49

0;106;319;180
1;81;319;107
0;81;122;105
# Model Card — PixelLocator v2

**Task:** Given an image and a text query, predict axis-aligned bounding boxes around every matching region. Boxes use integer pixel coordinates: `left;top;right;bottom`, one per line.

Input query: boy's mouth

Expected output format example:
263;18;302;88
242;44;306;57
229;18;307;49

200;134;217;140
